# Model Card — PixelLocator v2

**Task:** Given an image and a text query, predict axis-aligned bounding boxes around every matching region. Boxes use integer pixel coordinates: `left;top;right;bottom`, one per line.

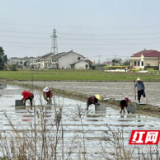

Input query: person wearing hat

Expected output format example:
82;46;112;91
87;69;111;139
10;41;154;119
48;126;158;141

22;90;34;106
43;87;53;104
135;77;146;103
119;97;131;114
86;94;102;110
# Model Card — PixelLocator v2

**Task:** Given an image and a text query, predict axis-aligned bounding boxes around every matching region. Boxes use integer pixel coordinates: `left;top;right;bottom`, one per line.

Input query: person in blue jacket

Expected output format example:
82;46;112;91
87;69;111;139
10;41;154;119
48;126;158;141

135;77;147;103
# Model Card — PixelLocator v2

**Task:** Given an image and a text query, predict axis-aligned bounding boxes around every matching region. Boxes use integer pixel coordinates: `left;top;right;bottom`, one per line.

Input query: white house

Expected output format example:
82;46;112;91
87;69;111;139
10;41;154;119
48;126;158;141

40;53;53;69
71;60;90;70
130;49;160;70
8;50;88;70
53;50;85;69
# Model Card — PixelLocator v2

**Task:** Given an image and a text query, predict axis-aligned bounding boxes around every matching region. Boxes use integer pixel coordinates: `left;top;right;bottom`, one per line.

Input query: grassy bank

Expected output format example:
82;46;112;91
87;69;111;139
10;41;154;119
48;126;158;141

0;70;160;81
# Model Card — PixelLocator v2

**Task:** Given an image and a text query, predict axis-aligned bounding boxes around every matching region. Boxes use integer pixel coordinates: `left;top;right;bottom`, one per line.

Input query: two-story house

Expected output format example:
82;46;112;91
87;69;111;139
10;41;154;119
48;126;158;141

130;49;160;70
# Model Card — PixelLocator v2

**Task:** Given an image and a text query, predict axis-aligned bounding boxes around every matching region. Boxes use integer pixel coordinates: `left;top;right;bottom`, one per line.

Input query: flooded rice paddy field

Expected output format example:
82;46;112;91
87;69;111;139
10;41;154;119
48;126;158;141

0;84;160;159
19;81;160;107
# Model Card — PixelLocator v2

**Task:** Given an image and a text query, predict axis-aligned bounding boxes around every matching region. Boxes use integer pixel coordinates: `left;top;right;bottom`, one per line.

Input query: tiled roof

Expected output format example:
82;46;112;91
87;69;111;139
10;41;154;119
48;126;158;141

131;50;160;57
41;53;53;59
53;52;66;58
85;59;94;65
53;50;85;59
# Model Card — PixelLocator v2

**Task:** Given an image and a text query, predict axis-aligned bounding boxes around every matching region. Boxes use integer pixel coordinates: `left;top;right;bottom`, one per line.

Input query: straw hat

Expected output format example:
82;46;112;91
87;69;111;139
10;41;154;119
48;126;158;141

95;94;102;100
136;77;141;81
43;87;49;92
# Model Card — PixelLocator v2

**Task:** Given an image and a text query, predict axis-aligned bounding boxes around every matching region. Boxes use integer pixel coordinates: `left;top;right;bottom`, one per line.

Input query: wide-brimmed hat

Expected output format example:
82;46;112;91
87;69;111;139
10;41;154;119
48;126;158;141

136;77;141;81
95;94;102;100
43;87;49;92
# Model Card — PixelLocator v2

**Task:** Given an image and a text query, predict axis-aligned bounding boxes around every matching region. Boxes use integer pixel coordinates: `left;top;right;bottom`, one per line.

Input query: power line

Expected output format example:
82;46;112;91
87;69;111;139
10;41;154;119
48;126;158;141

58;37;160;41
1;35;160;41
0;22;160;29
0;41;49;44
0;35;50;39
0;29;50;34
1;41;159;45
58;32;160;36
1;29;160;36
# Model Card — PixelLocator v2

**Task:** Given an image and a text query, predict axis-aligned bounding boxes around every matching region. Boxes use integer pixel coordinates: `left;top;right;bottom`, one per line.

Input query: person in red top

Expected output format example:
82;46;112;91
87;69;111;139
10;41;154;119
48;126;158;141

43;87;53;105
22;90;34;106
119;97;131;114
87;94;102;110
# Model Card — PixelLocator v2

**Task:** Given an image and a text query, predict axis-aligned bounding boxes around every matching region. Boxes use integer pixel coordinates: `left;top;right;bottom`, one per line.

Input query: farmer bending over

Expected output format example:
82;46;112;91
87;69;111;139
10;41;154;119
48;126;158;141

43;87;53;105
119;97;131;114
87;94;102;110
135;77;147;103
22;90;34;106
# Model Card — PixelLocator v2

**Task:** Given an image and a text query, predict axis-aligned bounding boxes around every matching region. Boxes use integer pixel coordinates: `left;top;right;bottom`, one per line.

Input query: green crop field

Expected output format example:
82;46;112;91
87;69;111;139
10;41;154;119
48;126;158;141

0;70;160;81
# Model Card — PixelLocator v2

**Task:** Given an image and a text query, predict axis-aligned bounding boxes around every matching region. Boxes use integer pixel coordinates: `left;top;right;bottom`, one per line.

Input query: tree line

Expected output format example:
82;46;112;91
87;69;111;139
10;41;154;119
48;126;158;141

0;47;7;70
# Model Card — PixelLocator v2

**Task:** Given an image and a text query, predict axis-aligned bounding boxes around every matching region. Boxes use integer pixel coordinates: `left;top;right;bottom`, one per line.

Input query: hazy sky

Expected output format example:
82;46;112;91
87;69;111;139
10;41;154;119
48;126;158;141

1;0;160;63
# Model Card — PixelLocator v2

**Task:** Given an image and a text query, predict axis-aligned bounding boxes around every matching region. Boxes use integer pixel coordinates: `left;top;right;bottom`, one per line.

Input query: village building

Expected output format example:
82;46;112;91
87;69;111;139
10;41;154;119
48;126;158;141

70;60;92;70
38;50;86;69
38;53;53;69
130;49;160;70
52;50;85;69
8;50;90;70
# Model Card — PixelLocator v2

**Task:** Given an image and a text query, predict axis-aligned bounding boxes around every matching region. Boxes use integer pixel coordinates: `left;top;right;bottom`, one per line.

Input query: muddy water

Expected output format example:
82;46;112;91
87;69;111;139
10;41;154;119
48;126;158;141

17;81;160;107
0;84;160;159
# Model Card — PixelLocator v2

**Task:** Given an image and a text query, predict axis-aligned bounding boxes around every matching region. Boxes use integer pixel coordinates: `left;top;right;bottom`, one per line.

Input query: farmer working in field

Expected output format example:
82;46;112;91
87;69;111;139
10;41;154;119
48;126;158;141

135;77;147;103
22;90;34;106
119;97;131;114
86;94;102;110
43;87;53;105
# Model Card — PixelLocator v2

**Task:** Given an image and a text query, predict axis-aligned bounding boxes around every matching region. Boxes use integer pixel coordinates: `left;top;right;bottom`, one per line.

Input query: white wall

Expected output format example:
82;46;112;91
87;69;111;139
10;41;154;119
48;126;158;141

58;52;85;69
144;58;159;66
75;61;90;70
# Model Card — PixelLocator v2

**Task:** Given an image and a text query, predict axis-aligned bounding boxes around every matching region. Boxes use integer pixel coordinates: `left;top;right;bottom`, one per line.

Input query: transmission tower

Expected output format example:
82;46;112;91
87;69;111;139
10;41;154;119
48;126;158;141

51;29;58;55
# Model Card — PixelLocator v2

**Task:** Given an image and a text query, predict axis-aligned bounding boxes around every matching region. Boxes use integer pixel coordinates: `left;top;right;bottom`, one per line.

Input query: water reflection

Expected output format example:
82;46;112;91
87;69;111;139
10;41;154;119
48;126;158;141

1;84;160;159
0;83;7;89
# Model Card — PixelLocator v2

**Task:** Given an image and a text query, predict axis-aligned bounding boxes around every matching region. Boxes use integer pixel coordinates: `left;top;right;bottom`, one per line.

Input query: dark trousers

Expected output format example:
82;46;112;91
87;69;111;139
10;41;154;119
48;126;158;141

23;95;34;106
137;90;146;101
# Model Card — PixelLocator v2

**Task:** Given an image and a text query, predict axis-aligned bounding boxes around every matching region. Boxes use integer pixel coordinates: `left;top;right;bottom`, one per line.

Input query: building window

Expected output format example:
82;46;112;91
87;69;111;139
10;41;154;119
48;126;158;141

78;57;80;60
138;61;140;66
141;61;144;66
134;61;136;66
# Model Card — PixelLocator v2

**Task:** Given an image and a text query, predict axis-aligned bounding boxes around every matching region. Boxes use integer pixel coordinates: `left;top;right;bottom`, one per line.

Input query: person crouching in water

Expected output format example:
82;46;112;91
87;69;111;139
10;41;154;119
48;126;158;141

87;94;102;110
43;87;53;105
119;97;131;114
22;90;34;106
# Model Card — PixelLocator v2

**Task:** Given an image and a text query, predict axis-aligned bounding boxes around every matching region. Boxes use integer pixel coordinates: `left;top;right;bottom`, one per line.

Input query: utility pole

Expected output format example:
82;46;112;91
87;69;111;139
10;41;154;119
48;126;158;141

51;29;58;56
51;29;58;68
98;55;101;69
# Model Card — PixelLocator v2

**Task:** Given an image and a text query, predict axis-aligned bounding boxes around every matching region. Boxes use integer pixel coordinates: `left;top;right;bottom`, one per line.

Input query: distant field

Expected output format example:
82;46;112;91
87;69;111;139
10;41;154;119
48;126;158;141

0;70;160;81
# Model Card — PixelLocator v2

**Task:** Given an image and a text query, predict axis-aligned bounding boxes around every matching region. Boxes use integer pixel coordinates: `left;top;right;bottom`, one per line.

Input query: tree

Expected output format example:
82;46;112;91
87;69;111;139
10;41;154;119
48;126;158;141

9;64;17;71
112;58;122;66
24;61;27;67
0;47;7;70
122;59;130;66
